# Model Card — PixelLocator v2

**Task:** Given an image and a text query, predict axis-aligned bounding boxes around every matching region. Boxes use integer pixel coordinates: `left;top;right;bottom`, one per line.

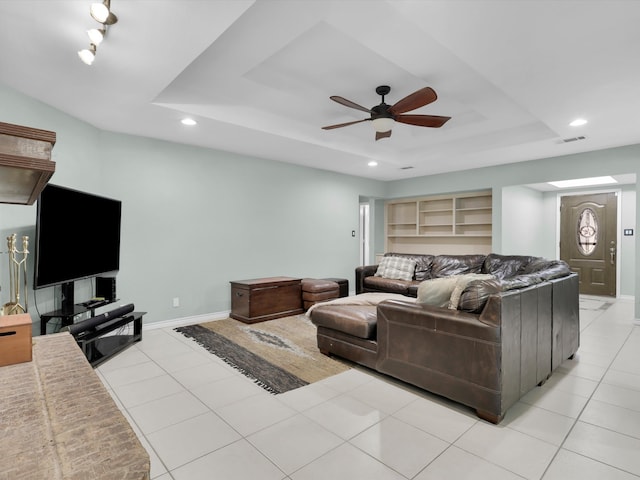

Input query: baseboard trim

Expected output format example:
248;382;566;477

143;310;230;331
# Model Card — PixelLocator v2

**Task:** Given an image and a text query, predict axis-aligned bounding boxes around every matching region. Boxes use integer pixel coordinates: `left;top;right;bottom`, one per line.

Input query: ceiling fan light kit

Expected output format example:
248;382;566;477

78;0;118;65
323;85;451;140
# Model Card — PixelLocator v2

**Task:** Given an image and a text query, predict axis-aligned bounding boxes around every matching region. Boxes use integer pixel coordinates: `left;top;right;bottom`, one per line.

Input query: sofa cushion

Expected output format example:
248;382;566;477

364;276;416;295
384;253;435;281
431;255;485;278
458;279;502;313
448;274;496;310
522;258;572;279
482;253;534;279
416;276;460;307
310;305;378;339
375;256;416;281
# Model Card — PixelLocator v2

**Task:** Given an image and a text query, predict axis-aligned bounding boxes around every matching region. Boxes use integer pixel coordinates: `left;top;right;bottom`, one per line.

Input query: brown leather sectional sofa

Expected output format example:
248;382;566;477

309;253;580;423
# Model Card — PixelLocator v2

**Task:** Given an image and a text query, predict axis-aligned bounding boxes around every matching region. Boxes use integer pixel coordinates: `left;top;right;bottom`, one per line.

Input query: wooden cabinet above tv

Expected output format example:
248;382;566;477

0;121;56;205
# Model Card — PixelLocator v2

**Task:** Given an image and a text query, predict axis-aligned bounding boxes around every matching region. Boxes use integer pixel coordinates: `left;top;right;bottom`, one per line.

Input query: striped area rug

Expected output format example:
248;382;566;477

175;314;350;394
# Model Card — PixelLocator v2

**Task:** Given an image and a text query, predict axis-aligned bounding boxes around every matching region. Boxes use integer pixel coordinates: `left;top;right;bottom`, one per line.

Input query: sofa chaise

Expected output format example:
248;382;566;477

309;253;580;423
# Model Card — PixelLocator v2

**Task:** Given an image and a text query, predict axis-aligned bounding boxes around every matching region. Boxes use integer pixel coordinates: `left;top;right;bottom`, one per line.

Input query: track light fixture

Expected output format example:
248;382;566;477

77;1;117;65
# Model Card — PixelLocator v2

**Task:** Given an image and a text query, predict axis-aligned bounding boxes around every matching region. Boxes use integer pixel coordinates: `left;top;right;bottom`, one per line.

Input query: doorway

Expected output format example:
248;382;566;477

560;192;617;296
359;203;370;266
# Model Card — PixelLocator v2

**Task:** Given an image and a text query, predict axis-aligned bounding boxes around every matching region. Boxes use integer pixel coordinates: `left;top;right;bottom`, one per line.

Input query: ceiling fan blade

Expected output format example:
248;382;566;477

389;87;438;115
330;96;372;113
394;114;451;128
375;130;392;141
322;119;369;130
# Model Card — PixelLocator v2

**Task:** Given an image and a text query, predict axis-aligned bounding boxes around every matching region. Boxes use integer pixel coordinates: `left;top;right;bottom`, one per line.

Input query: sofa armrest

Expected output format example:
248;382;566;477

355;264;379;294
376;299;500;345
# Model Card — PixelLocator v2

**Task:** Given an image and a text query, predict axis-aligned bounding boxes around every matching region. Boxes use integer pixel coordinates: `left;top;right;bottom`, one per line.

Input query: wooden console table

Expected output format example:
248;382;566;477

0;332;150;479
230;276;303;323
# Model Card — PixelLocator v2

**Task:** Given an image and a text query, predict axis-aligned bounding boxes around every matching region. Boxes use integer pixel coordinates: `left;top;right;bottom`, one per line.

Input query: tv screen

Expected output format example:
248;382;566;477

34;184;122;289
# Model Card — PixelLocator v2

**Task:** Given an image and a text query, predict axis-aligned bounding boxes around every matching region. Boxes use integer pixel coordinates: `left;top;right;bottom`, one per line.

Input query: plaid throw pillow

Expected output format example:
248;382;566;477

375;256;416;281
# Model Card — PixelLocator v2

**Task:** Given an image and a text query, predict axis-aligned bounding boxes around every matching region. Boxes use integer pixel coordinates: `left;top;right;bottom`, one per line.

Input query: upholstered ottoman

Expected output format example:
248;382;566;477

322;277;349;297
309;304;378;369
301;278;340;310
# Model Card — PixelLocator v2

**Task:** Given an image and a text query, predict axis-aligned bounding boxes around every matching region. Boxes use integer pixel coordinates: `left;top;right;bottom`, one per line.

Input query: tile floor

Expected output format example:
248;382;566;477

96;296;640;479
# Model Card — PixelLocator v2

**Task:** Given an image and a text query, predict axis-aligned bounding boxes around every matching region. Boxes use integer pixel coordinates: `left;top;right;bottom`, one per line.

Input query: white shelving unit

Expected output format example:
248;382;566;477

385;190;492;255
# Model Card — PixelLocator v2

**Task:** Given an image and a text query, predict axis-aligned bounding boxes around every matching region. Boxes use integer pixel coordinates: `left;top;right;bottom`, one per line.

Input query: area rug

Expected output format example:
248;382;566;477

175;314;350;394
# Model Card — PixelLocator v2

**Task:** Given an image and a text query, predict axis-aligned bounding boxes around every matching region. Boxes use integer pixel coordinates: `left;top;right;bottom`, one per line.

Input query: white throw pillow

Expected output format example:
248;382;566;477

416;276;460;307
375;256;416;281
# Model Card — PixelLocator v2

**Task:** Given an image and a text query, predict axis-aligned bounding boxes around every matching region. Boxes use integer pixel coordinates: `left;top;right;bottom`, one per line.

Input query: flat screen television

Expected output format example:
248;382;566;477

33;184;122;293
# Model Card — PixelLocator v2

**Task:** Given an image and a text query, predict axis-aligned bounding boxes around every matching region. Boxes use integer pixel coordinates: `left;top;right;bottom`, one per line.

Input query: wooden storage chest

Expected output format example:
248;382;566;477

230;276;303;323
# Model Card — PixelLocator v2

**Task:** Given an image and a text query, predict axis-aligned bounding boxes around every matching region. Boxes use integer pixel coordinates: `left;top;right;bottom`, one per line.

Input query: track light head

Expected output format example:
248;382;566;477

87;28;105;45
78;44;97;65
90;0;118;25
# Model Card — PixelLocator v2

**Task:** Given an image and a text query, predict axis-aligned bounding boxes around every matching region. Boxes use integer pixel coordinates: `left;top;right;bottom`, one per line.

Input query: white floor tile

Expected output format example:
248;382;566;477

393;396;477;443
347;377;419;414
602;368;640;392
520;383;590;418
146;411;241;471
153;349;213;373
563;421;640;476
276;381;340;412
303;394;386;440
247;414;343;474
111;373;185;409
127;390;209;434
455;422;558;480
542;448;640;480
542;370;599;398
290;442;405;480
592;382;640;413
313;368;374;393
502;402;575;446
216;393;297;436
169;361;235;389
580;398;640;441
414;445;524;480
100;360;166;388
96;345;150;372
350;416;448;478
170;439;286;480
191;374;267;410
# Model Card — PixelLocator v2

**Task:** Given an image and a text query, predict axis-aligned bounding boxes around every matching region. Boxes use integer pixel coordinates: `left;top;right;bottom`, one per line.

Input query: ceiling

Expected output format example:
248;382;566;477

1;1;639;182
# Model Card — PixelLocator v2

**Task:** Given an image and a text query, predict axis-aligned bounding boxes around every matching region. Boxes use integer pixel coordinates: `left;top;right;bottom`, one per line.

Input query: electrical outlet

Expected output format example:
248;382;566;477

172;297;180;308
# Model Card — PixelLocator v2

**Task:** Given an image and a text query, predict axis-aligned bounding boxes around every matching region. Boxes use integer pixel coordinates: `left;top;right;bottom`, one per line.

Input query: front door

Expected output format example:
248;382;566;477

560;193;617;296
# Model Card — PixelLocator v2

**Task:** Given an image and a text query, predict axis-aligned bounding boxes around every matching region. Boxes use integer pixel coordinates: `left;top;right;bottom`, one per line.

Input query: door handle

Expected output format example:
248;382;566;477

610;241;616;265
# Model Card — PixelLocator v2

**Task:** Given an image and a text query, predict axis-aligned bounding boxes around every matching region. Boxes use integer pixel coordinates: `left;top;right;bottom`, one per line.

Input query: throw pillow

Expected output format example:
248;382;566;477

374;256;417;281
458;279;502;314
448;274;495;310
416;276;460;307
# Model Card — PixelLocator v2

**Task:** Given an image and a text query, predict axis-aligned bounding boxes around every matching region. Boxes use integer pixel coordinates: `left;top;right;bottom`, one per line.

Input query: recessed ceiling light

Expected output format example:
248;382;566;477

569;118;588;127
368;161;378;167
548;176;617;188
181;118;197;126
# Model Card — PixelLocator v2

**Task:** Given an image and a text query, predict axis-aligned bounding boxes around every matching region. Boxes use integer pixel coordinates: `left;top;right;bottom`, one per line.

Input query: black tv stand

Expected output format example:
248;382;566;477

73;311;145;367
40;299;118;335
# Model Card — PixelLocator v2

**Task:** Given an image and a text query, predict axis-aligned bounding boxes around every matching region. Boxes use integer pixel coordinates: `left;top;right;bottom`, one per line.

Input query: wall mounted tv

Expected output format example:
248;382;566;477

34;184;122;292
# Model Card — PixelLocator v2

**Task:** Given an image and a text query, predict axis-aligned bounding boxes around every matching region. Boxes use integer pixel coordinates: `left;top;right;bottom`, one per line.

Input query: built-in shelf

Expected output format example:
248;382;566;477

385;190;493;255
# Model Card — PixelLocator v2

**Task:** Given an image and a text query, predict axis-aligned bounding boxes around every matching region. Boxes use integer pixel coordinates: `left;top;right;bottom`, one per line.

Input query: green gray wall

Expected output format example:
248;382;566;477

0;83;386;332
2;81;638;329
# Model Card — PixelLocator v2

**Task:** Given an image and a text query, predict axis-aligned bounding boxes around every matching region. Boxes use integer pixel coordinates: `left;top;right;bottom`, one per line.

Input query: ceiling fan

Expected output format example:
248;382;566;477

322;85;451;140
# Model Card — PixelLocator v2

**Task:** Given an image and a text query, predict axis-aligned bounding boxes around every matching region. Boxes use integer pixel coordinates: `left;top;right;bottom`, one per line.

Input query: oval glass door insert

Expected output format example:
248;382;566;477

577;207;598;255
